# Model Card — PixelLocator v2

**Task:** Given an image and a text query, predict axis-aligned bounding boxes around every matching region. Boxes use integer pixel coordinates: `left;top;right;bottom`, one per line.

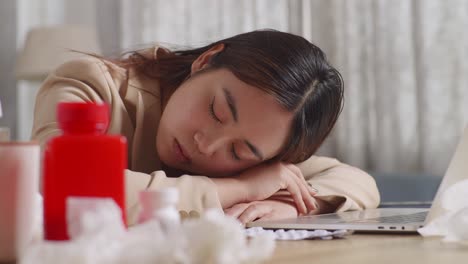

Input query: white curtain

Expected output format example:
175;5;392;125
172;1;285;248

16;0;467;176
303;0;468;177
120;0;292;48
119;0;468;177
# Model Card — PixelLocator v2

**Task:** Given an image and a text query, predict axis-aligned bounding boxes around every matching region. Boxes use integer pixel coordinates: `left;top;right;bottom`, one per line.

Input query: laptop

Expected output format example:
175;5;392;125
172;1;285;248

247;127;468;233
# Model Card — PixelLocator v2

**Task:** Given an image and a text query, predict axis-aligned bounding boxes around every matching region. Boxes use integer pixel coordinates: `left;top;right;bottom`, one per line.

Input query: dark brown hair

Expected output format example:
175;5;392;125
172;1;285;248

115;29;344;164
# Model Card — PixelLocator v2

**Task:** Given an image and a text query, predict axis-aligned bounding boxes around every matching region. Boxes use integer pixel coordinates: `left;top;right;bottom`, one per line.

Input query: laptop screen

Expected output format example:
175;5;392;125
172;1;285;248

425;127;468;224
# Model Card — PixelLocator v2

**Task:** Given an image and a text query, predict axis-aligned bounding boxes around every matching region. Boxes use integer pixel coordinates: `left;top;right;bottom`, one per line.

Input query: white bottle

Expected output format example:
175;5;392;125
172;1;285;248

137;188;180;228
0;98;11;141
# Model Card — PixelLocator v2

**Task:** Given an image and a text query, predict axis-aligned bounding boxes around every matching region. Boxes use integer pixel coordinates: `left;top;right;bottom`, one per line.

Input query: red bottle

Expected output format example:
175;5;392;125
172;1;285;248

43;102;127;240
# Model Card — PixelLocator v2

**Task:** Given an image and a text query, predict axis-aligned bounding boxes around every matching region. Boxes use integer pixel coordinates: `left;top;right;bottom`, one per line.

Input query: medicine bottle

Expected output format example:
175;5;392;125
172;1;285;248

43;102;127;240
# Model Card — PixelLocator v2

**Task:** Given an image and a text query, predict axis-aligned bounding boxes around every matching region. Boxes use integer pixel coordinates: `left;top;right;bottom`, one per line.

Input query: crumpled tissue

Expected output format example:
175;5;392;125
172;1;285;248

418;179;468;245
20;197;275;264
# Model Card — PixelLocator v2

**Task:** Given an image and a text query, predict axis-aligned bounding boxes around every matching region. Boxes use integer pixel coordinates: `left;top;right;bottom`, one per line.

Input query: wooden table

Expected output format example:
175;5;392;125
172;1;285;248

266;233;468;264
5;233;467;264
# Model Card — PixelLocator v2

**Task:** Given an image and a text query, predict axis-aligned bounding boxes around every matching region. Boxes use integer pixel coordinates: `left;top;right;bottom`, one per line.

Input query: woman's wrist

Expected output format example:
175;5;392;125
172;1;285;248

211;176;250;209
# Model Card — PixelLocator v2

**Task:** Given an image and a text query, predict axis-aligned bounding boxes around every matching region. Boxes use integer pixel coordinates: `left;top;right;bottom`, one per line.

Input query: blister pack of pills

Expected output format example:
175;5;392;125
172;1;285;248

245;227;351;240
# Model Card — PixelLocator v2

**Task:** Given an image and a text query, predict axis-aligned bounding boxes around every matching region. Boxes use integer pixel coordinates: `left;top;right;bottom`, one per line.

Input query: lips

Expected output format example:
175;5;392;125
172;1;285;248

174;139;191;163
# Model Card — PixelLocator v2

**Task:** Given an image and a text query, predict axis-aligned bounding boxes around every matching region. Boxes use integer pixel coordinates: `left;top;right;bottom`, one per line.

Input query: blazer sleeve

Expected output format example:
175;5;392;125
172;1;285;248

296;156;381;212
125;170;222;225
32;57;222;226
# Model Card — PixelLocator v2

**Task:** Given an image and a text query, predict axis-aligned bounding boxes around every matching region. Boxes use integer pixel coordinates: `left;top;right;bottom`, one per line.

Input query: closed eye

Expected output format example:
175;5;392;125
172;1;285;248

209;96;222;124
231;143;241;161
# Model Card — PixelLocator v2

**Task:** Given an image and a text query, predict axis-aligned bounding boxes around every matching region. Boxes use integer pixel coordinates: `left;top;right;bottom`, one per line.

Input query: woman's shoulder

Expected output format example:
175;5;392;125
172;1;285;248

53;46;160;78
37;55;128;106
52;55;126;80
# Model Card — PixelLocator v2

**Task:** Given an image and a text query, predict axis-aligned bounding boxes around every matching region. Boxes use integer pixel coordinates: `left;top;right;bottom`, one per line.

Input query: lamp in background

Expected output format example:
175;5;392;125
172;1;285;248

15;25;101;140
16;25;101;80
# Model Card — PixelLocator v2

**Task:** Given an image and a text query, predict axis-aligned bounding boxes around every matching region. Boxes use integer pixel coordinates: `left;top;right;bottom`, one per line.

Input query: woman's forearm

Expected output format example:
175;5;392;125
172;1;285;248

210;177;249;209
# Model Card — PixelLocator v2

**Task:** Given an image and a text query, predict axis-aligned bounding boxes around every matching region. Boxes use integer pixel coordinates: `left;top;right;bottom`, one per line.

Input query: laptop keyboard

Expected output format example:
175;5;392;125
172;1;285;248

349;211;427;224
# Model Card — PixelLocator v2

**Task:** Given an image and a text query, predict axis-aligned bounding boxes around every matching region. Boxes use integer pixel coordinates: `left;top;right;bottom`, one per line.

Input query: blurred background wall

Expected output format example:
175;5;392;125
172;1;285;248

1;1;467;200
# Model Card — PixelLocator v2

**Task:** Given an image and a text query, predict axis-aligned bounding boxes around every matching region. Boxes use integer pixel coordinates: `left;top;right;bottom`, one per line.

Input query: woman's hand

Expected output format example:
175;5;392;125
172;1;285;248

237;162;317;215
225;190;339;225
211;162;317;214
224;198;301;225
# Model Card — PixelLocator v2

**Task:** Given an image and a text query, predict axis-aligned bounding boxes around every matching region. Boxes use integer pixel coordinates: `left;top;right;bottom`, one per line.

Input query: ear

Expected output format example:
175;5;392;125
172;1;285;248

191;43;225;74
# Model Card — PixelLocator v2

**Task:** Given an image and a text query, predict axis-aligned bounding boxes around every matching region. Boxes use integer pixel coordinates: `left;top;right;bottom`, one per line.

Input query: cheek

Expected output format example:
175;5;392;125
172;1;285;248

164;100;203;130
179;108;209;134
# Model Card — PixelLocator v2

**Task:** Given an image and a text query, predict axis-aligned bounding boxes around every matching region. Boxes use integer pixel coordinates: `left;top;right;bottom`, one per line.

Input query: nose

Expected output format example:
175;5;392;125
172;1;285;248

194;131;228;156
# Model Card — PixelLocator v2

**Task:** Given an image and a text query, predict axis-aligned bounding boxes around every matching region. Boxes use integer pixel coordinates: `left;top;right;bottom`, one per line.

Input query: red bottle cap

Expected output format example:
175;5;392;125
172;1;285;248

57;102;110;134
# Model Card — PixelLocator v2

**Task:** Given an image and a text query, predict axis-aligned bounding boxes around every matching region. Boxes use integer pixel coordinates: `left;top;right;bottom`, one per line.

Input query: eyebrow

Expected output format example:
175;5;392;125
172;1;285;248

222;88;264;161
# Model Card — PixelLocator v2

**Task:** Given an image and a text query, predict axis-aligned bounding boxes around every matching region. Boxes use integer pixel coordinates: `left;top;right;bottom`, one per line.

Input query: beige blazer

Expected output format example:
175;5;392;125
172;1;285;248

32;47;380;225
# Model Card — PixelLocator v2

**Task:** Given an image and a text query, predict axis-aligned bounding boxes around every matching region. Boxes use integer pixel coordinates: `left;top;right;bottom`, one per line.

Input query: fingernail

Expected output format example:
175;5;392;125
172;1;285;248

307;183;319;193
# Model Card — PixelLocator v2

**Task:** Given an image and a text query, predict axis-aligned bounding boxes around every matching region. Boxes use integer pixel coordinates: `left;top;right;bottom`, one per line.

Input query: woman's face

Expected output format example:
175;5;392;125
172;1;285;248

156;46;294;177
